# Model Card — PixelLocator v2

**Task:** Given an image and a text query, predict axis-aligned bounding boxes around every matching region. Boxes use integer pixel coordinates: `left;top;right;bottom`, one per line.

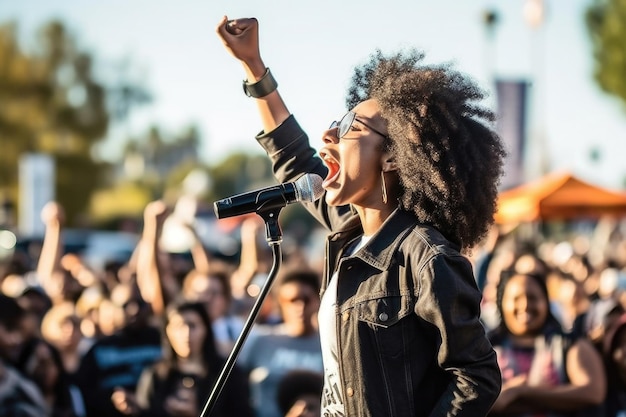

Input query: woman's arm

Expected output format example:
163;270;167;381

490;337;607;415
136;200;173;317
215;16;353;234
519;337;606;411
215;17;290;135
230;216;263;300
36;201;66;303
417;252;502;416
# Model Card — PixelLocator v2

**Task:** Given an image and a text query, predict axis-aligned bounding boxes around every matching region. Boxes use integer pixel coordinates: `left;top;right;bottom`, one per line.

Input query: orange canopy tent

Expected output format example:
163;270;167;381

494;171;626;224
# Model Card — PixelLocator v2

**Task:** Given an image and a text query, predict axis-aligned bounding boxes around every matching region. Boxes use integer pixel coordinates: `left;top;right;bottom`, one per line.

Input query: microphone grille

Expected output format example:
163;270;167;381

294;173;325;202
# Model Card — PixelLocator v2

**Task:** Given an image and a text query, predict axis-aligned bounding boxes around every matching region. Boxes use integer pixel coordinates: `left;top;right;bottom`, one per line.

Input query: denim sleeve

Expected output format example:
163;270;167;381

415;252;502;416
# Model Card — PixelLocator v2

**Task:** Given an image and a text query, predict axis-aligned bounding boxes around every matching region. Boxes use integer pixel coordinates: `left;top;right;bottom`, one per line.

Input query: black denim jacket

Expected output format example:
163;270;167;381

256;115;501;416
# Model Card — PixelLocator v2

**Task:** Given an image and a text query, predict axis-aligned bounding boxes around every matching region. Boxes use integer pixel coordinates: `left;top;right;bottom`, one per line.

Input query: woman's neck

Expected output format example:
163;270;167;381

354;204;397;236
176;356;206;375
60;349;80;374
510;333;537;348
284;321;317;338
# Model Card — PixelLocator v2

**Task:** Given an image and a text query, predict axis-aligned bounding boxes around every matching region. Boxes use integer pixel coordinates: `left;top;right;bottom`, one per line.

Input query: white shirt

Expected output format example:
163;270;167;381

318;235;370;417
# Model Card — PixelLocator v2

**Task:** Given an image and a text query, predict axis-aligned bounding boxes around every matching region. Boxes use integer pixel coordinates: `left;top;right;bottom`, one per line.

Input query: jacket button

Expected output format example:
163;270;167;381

378;312;388;322
346;387;354;397
342;311;350;322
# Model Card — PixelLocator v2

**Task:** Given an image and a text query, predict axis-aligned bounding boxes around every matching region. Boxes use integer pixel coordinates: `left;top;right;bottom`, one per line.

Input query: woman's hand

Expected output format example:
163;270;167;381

489;374;528;412
215;16;265;76
164;387;198;417
40;201;65;226
143;200;170;230
111;388;140;416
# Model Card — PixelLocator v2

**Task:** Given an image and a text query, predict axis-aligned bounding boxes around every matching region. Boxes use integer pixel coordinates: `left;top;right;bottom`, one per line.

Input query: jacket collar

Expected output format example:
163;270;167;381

344;209;420;271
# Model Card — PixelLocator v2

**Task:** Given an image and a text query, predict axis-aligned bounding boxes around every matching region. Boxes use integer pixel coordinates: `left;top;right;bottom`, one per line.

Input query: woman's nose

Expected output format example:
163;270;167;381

515;297;529;311
322;126;339;144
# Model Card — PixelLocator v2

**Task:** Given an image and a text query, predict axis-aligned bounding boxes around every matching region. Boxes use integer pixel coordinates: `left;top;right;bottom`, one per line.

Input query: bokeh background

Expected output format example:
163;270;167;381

1;0;625;236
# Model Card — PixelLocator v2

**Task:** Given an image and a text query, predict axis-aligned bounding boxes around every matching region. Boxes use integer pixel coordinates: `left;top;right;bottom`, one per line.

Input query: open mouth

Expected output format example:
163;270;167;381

320;151;340;188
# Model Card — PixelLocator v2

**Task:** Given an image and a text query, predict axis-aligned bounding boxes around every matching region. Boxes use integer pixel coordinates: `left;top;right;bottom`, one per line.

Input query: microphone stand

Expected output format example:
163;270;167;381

199;208;283;417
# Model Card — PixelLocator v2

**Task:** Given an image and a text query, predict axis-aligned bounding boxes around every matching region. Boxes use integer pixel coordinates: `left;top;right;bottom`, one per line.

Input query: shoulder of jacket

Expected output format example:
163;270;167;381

405;224;462;257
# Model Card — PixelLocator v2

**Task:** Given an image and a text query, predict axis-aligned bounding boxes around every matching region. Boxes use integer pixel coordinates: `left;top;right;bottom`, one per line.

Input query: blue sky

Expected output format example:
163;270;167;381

3;0;626;189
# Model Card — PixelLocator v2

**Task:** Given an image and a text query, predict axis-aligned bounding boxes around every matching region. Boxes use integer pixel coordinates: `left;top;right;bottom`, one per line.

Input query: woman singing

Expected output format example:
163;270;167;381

216;16;504;417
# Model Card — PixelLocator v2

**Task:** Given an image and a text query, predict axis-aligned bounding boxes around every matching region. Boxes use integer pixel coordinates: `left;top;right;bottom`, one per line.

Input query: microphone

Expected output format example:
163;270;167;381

213;173;324;219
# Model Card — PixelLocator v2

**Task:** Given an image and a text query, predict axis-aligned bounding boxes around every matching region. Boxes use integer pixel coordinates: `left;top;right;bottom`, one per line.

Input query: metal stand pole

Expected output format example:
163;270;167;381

199;208;283;417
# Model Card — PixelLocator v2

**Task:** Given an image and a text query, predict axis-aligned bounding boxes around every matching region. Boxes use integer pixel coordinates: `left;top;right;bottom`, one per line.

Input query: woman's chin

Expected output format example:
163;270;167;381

324;192;345;207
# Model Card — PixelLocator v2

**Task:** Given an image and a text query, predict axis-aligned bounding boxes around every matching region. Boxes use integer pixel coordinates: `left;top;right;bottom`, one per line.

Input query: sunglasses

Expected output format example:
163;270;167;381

329;111;388;140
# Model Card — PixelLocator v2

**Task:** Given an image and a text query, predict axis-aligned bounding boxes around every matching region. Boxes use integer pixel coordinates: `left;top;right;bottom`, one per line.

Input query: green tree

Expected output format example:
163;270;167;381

208;152;273;202
0;20;109;226
586;0;626;108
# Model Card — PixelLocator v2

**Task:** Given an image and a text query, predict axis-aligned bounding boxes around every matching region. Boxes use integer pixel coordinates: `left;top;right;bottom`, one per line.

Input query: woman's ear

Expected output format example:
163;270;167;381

381;153;397;173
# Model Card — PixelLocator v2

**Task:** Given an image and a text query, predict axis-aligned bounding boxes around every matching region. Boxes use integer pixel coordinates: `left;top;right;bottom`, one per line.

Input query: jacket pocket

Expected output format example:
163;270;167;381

356;295;413;358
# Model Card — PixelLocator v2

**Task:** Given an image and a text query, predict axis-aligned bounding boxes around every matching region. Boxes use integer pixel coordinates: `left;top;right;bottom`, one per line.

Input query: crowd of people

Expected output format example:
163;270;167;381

1;200;625;417
0;200;324;417
477;218;626;416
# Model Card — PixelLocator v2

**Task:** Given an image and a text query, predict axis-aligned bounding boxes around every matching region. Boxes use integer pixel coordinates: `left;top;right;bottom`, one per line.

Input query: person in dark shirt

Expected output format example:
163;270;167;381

75;283;162;417
16;338;85;417
111;301;253;417
0;294;49;417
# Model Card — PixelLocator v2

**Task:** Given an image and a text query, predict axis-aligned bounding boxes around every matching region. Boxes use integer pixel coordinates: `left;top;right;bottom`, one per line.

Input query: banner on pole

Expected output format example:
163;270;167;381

495;79;528;191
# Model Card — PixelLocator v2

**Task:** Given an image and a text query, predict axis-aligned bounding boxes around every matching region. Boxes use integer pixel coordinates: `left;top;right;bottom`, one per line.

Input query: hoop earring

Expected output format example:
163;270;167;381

381;170;388;204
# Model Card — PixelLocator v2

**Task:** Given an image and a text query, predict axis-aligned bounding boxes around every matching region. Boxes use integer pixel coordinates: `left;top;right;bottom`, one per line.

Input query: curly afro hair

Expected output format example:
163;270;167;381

346;49;506;251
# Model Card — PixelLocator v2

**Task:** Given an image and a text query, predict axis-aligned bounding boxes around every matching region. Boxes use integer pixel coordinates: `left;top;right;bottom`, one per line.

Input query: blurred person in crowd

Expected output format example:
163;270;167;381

174;207;271;324
75;285;117;339
480;239;520;331
482;246;564;332
16;338;85;417
601;313;626;417
74;282;162;417
238;267;323;417
561;251;595;286
41;301;92;381
472;224;520;294
135;198;236;319
102;260;131;294
17;287;51;344
0;249;32;282
19;285;53;320
1;274;53;343
110;301;252;417
583;267;626;348
227;216;283;326
135;200;180;318
514;251;551;277
176;207;256;357
37;202;94;306
0;293;49;416
0;293;29;366
227;216;271;313
217;16;503;417
488;271;606;416
276;369;323;417
182;268;245;358
547;270;591;334
0;273;29;298
141;198;270;354
545;240;601;308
